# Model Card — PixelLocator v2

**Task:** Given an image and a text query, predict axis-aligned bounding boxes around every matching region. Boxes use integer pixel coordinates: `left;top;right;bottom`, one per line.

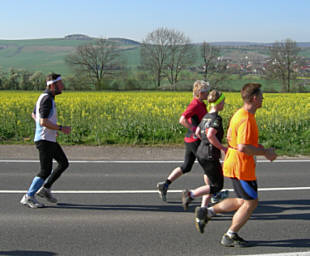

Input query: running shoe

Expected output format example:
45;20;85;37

20;194;45;208
182;189;194;211
211;190;229;204
220;233;249;247
194;207;209;234
36;187;57;203
157;181;168;202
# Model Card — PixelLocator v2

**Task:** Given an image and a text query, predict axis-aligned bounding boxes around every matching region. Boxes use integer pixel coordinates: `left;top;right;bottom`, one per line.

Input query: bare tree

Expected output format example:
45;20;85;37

164;30;196;89
141;28;195;89
265;39;301;92
140;28;171;87
65;38;121;90
201;42;220;80
200;42;228;86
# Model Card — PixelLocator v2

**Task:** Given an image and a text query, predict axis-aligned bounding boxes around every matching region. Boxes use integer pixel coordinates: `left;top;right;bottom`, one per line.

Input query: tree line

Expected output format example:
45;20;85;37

0;27;307;92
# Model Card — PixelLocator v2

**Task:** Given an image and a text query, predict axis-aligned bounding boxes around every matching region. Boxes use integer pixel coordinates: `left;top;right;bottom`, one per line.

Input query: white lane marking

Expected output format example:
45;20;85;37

1;187;310;194
0;159;309;163
236;252;310;256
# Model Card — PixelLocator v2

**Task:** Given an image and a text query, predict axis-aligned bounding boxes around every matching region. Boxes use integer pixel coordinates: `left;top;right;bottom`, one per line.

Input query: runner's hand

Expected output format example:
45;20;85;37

195;127;201;139
222;147;228;154
265;148;277;161
61;126;71;135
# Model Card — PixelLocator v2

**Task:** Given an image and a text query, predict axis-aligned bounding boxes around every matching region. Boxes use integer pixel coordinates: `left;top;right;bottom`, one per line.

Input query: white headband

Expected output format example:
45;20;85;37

46;76;62;86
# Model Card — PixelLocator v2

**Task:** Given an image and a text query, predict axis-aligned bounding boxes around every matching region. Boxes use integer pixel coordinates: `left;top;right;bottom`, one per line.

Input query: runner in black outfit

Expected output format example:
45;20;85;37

156;80;210;202
181;90;227;233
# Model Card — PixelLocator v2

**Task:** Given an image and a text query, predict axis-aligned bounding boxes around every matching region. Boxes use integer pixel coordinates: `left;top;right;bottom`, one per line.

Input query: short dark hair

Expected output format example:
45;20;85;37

241;83;262;103
46;73;61;82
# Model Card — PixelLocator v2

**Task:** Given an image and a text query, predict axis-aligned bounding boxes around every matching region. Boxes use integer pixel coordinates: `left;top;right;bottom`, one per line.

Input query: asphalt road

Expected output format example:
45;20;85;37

1;160;310;256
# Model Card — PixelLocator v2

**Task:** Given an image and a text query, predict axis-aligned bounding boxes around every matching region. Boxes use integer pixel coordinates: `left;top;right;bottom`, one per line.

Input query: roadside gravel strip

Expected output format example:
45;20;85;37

1;145;309;161
0;145;185;160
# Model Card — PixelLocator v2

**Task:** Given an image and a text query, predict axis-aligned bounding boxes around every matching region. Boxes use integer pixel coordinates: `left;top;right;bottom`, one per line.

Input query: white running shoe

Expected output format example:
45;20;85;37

20;194;45;208
36;187;57;203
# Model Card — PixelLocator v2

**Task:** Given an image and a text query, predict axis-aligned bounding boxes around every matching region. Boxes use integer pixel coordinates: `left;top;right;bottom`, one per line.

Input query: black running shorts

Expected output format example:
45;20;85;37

231;178;258;200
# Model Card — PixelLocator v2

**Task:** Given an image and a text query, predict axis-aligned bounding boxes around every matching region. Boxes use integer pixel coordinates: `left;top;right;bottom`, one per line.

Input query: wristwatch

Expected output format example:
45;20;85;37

58;125;63;131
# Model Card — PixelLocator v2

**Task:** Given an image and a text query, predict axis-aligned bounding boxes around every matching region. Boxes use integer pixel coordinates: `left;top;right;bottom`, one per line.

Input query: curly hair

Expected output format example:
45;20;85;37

193;80;210;97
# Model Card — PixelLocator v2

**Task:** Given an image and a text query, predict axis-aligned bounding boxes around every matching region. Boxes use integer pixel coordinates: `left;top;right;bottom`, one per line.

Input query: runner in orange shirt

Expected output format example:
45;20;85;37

201;83;277;247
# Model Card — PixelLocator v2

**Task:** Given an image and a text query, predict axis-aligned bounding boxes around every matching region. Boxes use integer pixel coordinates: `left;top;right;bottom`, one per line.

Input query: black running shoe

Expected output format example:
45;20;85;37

157;181;168;202
220;233;249;247
182;189;194;211
194;207;209;234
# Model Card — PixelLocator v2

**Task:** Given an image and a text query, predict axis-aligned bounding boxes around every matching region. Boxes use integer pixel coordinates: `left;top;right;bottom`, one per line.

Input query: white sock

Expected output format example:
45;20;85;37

207;207;216;218
190;191;195;198
226;229;236;238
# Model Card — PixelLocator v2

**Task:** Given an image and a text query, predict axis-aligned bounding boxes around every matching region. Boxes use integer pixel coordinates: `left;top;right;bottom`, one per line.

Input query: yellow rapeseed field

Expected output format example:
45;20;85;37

0;91;309;155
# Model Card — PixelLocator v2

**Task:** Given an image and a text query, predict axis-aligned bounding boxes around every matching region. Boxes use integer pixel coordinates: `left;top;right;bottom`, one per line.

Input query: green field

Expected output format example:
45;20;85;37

0;91;309;156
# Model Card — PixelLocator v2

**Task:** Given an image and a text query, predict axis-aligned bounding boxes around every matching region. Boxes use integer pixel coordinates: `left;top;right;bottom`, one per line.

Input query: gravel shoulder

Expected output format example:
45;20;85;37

0;145;309;161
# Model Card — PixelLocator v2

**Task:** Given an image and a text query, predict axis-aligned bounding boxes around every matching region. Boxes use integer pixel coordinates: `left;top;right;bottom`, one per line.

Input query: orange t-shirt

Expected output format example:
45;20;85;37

223;108;258;180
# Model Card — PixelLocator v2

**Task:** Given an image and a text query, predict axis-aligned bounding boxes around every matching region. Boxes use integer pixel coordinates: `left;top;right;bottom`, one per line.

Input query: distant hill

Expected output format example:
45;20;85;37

0;35;309;75
108;37;140;46
209;41;310;48
0;36;140;75
296;42;310;48
64;34;93;40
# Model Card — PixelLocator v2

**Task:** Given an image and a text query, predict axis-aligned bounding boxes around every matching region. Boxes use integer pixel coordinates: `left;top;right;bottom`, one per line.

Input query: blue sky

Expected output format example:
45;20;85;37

1;0;309;43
